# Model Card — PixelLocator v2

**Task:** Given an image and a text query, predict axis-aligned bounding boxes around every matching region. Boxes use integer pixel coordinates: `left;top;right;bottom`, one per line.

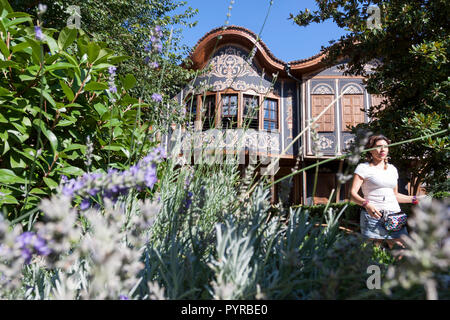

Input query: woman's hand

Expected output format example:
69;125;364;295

365;203;382;219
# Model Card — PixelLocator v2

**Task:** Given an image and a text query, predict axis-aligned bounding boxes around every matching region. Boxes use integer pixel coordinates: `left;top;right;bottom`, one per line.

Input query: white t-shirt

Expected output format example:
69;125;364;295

354;162;401;212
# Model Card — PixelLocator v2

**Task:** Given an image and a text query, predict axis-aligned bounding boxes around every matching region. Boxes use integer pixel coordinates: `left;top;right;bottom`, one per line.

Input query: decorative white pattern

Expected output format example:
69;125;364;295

205;46;273;94
319;136;333;149
209;47;259;79
311;83;334;95
211;79;270;94
175;129;279;155
342;83;363;94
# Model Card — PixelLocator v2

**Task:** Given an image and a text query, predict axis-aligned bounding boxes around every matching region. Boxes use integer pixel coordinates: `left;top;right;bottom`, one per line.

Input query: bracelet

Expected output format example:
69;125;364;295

412;195;419;205
362;199;369;207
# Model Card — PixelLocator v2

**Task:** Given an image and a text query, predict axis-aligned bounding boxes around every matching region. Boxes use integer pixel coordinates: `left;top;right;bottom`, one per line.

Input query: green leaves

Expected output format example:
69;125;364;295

58;165;84;176
32;119;58;157
122;74;137;91
84;82;108;91
0;0;14;13
43;177;58;190
0;3;162;217
0;38;9;57
58;27;77;51
0;168;26;184
59;80;74;101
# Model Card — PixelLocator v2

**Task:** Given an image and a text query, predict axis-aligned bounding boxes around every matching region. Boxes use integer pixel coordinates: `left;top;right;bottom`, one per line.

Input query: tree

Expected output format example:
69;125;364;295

11;0;199;130
0;0;179;217
291;0;449;194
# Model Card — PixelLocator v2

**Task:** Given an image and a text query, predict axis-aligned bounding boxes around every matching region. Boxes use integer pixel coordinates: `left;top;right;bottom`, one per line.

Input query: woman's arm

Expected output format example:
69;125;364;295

350;174;365;205
393;185;416;203
350;173;382;219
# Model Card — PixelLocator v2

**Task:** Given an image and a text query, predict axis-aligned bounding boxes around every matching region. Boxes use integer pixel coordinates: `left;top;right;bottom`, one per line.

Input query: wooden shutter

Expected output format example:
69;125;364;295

311;95;335;132
342;94;365;131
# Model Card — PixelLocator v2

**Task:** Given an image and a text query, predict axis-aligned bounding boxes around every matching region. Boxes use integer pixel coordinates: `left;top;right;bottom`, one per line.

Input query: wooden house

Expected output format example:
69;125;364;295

169;26;386;205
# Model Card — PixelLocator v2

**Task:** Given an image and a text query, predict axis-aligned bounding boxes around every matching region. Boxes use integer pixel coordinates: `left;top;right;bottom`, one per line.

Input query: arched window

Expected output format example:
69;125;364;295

341;84;364;131
311;83;335;132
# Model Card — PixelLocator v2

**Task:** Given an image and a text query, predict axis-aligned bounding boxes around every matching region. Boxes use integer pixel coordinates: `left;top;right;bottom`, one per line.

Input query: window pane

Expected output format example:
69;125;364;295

263;99;278;131
221;95;228;115
222;94;238;117
230;104;237;116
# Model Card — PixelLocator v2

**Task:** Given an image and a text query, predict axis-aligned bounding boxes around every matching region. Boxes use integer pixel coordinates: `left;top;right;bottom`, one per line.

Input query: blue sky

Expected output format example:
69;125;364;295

176;0;350;62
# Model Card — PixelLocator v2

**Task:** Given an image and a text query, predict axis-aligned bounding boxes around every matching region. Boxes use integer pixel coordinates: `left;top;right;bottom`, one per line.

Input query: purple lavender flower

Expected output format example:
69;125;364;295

142;154;155;164
21;248;33;264
154;146;167;159
108;168;118;175
185;191;193;209
129;164;140;176
150;61;159;69
16;232;50;264
151;93;162;102
62;185;75;197
33;236;51;256
57;147;165;204
108;66;117;96
60;175;68;184
34;26;44;41
144;166;157;189
17;232;34;247
108;66;117;76
80;198;90;210
109;84;118;94
119;295;129;300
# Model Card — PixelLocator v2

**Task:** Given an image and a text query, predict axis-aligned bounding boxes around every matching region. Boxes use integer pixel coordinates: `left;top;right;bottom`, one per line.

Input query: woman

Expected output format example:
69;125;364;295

350;134;419;249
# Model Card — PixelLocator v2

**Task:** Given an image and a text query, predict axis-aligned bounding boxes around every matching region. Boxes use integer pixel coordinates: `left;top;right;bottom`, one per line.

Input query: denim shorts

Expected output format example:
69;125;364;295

360;208;408;240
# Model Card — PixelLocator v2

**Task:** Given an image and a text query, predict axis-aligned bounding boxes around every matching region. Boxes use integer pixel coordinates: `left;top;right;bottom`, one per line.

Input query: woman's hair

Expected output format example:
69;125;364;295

365;134;391;169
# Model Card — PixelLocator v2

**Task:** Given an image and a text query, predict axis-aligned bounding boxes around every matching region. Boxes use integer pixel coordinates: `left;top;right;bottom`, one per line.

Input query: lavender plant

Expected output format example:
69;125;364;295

383;199;450;300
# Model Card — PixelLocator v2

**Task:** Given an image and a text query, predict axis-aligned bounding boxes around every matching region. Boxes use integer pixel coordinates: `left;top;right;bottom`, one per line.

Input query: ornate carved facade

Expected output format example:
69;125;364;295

171;25;383;205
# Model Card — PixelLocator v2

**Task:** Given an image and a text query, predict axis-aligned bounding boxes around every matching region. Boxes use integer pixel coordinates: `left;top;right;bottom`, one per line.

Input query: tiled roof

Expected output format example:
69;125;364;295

190;25;326;67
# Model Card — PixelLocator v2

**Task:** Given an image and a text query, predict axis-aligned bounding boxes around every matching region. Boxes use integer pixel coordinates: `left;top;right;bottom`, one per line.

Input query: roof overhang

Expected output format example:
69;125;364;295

188;25;332;79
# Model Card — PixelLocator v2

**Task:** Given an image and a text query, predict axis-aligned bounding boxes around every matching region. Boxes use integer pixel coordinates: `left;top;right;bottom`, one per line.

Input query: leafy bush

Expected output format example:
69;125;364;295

0;1;162;218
